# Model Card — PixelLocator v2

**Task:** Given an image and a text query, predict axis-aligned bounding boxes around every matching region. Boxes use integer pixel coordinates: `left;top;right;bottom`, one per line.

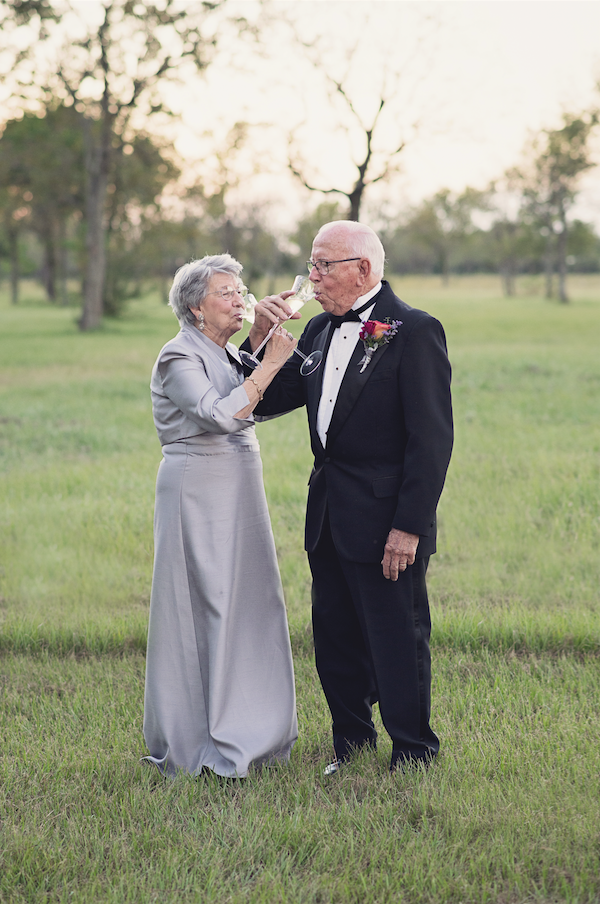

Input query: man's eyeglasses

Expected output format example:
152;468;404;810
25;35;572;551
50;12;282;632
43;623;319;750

206;286;247;301
306;258;361;275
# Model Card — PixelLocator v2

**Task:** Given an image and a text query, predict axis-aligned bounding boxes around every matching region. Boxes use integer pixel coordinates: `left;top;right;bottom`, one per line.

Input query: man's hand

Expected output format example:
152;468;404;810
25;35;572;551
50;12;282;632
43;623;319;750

249;292;300;352
382;529;419;581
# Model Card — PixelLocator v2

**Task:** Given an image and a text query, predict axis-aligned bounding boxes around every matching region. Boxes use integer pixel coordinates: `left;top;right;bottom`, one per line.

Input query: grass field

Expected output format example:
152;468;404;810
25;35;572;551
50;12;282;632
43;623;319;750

1;275;599;902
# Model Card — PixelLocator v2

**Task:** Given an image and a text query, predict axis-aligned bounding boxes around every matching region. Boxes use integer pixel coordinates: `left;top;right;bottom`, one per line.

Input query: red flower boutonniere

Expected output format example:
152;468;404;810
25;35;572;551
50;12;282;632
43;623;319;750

358;319;402;373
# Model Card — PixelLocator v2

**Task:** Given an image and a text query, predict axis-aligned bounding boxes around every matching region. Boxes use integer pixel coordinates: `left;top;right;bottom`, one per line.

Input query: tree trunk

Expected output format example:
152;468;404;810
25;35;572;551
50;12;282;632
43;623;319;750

9;226;19;305
440;248;450;286
507;256;516;296
42;226;57;302
543;235;554;299
79;119;109;331
500;263;516;297
80;169;108;328
348;185;362;221
58;217;69;306
222;217;237;259
160;256;169;304
556;207;569;304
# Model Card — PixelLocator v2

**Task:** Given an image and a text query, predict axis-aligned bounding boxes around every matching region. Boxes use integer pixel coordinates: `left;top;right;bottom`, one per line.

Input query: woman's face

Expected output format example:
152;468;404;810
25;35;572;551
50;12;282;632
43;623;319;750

192;273;245;346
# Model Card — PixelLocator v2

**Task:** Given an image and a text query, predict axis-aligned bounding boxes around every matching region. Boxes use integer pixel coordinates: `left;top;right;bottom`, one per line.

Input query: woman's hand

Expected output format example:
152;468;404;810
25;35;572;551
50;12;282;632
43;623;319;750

249;292;300;352
263;325;297;369
235;325;297;419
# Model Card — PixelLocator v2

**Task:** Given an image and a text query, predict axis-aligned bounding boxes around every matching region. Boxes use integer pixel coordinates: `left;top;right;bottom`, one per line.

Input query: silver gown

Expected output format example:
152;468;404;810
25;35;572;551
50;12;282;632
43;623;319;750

143;324;297;778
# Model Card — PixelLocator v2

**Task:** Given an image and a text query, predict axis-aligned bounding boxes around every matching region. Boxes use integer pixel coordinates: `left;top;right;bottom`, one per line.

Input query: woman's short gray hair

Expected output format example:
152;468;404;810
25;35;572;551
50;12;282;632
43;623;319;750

169;254;244;325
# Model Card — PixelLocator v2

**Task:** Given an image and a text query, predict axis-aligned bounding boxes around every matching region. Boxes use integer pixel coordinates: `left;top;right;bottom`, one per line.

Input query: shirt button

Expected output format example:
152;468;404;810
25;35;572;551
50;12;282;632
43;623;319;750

325;457;331;463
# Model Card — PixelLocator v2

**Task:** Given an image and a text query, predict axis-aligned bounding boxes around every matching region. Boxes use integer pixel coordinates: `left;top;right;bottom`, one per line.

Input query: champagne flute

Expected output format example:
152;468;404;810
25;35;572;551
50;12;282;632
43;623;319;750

239;276;322;377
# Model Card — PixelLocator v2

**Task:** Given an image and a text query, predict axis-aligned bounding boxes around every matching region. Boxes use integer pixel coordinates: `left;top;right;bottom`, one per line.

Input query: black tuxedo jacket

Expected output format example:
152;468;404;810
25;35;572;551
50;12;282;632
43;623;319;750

247;280;453;563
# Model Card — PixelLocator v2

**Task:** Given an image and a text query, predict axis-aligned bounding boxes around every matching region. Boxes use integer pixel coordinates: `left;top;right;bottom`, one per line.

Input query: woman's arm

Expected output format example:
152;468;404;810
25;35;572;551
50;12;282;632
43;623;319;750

156;351;251;434
234;327;297;418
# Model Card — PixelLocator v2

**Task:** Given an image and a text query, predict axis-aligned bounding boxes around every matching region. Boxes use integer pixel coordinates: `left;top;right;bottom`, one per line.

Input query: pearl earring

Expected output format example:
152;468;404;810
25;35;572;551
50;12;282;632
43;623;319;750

196;309;205;331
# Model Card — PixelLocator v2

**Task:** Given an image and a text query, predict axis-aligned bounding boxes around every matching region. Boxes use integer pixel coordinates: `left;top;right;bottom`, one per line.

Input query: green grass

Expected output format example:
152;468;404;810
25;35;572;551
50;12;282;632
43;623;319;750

2;649;600;903
2;276;599;649
1;275;600;902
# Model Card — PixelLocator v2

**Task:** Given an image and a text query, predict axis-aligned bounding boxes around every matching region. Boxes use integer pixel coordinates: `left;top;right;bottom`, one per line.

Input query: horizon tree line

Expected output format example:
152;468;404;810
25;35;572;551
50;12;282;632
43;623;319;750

2;98;599;311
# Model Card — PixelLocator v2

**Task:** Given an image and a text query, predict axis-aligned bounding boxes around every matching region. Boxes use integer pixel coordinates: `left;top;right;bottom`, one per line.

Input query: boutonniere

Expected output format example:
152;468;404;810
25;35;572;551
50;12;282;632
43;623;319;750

358;319;402;373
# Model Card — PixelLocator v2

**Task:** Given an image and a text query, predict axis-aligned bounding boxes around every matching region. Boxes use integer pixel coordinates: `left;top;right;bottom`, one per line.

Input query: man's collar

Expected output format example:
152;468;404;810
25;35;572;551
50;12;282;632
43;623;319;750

351;281;382;312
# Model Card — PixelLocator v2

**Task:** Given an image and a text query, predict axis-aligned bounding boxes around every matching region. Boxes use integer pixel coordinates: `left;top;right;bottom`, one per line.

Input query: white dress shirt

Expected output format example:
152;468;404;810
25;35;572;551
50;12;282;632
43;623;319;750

316;282;382;448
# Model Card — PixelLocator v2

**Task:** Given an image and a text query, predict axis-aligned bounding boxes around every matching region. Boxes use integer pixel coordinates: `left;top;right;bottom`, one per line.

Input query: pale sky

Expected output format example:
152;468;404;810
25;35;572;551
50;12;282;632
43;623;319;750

169;0;600;226
3;0;600;227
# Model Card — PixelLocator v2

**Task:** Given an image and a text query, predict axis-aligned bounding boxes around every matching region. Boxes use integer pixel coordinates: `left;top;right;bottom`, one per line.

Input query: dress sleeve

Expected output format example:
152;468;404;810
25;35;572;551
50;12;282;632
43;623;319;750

157;351;253;435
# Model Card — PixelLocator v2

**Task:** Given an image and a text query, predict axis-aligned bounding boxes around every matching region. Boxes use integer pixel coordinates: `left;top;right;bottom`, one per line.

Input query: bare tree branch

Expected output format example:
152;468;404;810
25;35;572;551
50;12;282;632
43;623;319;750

283;25;421;219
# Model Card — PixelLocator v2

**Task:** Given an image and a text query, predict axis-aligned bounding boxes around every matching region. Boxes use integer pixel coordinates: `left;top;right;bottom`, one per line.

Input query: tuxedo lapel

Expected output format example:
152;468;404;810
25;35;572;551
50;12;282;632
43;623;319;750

326;336;392;446
325;286;402;448
305;320;334;452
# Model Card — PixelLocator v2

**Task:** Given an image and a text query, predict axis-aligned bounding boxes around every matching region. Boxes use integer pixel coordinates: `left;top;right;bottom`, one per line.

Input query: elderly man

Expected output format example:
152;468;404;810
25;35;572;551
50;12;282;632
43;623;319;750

245;221;453;772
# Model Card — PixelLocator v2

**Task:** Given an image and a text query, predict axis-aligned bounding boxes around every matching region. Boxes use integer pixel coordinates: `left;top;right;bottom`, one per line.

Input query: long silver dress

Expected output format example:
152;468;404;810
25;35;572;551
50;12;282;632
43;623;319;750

143;323;297;778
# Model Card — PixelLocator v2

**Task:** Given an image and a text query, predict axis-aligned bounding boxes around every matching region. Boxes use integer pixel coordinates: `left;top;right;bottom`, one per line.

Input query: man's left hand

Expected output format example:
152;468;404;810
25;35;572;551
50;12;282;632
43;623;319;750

382;529;419;581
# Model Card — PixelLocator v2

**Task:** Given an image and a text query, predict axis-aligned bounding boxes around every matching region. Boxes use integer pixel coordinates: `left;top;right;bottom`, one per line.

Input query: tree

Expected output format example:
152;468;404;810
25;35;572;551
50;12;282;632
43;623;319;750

0;189;28;304
520;111;599;302
564;219;600;272
0;105;85;304
483;169;537;297
162;122;295;287
102;132;180;314
288;71;406;221
0;103;178;311
282;10;442;221
406;188;488;285
0;163;28;305
1;0;240;328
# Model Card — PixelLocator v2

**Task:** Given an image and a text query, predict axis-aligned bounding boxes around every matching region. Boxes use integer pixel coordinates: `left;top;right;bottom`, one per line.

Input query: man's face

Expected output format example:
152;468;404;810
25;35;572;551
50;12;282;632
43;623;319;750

309;230;364;315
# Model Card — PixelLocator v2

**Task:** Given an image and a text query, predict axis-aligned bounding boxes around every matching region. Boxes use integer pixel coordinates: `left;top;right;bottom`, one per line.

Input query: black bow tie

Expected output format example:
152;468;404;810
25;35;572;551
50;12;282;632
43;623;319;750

328;298;375;329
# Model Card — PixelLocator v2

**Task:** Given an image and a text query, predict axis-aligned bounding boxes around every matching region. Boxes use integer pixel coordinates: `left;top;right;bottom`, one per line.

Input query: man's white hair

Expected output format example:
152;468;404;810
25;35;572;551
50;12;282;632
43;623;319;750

314;221;386;279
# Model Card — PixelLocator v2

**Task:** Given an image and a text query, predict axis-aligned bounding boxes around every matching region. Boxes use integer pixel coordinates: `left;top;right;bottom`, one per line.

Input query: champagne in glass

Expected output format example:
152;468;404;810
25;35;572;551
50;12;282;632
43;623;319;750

286;275;315;313
241;291;258;323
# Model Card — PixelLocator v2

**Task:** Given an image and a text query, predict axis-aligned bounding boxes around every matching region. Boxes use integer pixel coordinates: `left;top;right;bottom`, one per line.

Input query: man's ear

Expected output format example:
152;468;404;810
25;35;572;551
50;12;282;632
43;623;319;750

357;258;372;285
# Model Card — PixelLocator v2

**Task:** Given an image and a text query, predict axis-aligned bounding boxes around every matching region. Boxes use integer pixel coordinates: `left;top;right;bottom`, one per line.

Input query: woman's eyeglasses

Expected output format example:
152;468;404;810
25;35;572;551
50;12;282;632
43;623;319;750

206;286;248;301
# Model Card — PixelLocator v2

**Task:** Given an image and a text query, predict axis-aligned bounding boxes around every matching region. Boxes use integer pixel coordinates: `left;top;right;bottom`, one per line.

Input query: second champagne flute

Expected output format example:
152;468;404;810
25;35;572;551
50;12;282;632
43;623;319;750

239;276;322;377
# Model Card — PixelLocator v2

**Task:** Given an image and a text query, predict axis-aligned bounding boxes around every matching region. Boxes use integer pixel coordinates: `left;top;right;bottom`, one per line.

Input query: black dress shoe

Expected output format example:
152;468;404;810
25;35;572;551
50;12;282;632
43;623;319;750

323;759;343;776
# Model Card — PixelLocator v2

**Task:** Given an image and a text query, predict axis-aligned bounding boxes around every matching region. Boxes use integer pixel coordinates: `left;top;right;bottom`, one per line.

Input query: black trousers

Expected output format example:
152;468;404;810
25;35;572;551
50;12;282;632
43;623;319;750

309;514;439;767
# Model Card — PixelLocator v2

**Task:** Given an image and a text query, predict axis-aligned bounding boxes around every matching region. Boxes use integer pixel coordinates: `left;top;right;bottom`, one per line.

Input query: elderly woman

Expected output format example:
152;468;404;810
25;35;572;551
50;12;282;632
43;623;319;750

143;254;298;778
